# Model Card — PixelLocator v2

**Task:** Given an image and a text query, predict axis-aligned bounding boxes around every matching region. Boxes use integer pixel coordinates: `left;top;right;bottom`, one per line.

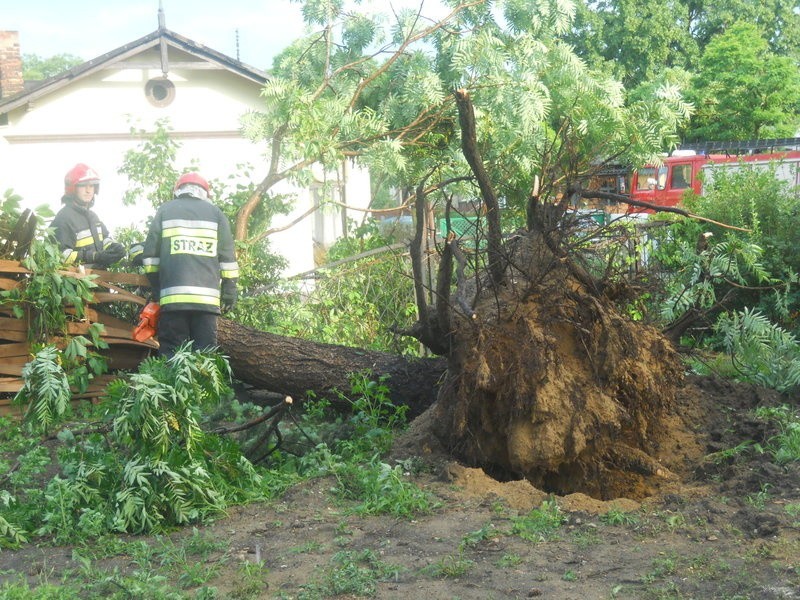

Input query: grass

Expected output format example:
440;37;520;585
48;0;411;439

785;502;800;526
754;405;800;464
509;499;566;542
32;533;232;598
0;371;437;598
0;580;82;599
496;553;523;568
4;369;800;599
636;547;767;600
459;524;497;551
228;561;269;600
329;460;438;517
177;561;220;589
0;531;260;599
704;440;762;464
182;527;229;558
642;580;684;600
422;552;475;578
290;540;324;554
745;483;772;509
642;552;679;584
600;506;640;527
663;512;687;532
572;526;602;548
297;549;404;598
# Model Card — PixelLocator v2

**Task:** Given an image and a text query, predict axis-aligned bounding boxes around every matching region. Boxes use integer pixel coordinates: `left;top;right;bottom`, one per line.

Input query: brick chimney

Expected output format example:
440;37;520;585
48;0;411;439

0;31;24;99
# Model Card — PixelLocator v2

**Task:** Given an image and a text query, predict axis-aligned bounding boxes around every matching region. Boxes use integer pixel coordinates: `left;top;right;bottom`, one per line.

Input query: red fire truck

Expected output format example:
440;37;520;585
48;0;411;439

629;138;800;212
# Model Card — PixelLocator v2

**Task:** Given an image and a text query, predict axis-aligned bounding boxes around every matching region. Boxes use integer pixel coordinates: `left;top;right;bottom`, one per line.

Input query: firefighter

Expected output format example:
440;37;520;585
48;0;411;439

51;163;126;267
141;172;239;358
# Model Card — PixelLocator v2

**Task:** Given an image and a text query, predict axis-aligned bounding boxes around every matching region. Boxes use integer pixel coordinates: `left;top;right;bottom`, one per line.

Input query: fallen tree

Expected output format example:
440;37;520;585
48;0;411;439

386;89;688;501
217;318;446;419
215;90;688;502
215;22;697;498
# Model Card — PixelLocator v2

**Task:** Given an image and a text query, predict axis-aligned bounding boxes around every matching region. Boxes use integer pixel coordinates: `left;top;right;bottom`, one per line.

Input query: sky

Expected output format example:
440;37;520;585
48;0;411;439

2;0;308;71
2;0;448;71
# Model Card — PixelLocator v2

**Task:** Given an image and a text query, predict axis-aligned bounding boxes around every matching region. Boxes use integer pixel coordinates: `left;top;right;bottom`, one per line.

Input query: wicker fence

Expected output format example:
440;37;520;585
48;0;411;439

0;259;157;416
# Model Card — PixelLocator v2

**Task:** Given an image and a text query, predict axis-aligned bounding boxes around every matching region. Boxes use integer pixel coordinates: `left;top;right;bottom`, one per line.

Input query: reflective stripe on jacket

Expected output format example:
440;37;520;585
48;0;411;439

141;194;238;314
50;199;111;265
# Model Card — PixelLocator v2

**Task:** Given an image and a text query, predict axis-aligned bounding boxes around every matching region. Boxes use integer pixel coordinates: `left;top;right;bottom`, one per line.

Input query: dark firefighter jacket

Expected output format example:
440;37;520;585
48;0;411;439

50;198;112;265
141;194;239;314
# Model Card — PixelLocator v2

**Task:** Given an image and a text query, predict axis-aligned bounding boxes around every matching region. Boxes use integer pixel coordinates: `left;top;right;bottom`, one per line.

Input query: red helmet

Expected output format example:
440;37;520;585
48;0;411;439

174;172;209;194
64;163;100;196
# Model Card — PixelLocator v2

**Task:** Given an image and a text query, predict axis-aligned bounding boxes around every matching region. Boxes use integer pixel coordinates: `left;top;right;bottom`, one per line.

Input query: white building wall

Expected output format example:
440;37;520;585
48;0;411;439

0;55;369;277
1;133;323;278
310;158;373;250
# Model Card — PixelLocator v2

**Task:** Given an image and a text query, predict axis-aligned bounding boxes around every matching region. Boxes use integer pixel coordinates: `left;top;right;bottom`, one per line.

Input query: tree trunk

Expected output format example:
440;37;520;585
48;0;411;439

217;319;446;418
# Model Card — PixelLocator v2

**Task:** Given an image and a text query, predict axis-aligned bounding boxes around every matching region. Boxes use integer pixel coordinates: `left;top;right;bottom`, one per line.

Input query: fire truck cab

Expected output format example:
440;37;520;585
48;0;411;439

630;150;706;210
630;141;800;213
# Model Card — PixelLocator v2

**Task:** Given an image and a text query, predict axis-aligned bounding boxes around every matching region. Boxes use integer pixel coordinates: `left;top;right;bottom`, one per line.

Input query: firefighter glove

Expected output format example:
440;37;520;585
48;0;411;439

82;249;98;264
221;282;238;313
96;242;126;266
128;242;145;267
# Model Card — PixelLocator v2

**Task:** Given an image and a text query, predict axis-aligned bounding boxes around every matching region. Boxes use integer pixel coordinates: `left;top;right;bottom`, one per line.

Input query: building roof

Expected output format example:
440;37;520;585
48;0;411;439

0;26;268;115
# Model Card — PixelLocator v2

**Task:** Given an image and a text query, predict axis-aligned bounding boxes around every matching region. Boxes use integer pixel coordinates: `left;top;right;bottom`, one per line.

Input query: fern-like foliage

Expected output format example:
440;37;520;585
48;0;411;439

754;406;800;464
112;456;226;533
660;238;773;323
715;308;800;392
3;347;268;541
111;345;232;460
0;515;28;548
15;345;71;433
0;492;28;548
97;347;259;534
2;238;98;342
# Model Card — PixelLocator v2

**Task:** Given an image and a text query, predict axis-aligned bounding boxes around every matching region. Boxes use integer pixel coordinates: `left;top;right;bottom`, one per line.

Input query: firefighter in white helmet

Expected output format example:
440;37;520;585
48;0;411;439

51;163;126;267
141;172;239;357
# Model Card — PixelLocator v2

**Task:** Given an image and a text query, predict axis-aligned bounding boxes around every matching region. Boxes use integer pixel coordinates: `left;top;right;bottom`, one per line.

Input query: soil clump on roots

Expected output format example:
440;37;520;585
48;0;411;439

430;231;684;500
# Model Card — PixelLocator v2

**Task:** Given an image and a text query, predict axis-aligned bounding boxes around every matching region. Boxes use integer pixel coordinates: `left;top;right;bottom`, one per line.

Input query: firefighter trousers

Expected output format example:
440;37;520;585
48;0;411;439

157;310;218;358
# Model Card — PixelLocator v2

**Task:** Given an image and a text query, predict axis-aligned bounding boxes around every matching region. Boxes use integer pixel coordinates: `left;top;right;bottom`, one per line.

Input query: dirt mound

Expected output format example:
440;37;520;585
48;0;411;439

430;232;683;500
395;372;789;511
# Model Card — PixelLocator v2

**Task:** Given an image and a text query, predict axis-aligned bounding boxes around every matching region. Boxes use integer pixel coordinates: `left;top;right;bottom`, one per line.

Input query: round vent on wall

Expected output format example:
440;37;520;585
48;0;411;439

145;77;176;107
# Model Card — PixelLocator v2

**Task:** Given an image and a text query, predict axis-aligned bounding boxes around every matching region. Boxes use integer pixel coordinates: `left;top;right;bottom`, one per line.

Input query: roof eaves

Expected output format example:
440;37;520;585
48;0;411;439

0;28;268;115
159;29;268;84
0;30;162;114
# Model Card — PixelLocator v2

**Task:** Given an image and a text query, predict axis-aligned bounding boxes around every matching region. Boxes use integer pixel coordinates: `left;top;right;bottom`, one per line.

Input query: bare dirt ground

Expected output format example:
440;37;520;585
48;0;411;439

2;374;799;599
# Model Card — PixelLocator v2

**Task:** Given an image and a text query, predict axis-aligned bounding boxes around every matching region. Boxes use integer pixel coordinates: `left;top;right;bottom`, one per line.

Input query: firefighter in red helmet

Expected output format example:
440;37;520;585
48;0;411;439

51;163;125;267
141;172;239;357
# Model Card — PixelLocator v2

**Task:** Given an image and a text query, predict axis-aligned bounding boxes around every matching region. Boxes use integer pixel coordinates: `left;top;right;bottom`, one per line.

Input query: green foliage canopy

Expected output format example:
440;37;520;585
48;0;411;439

239;0;689;241
685;22;800;141
567;0;800;89
567;0;696;89
21;53;82;80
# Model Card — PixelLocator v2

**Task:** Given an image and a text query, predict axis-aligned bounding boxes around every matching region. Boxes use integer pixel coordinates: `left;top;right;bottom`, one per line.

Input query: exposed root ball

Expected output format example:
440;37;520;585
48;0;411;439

431;232;682;500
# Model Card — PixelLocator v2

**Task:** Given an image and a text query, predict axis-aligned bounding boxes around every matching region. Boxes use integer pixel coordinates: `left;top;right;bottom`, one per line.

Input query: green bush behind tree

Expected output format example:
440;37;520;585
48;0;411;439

650;165;800;391
683;167;800;327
